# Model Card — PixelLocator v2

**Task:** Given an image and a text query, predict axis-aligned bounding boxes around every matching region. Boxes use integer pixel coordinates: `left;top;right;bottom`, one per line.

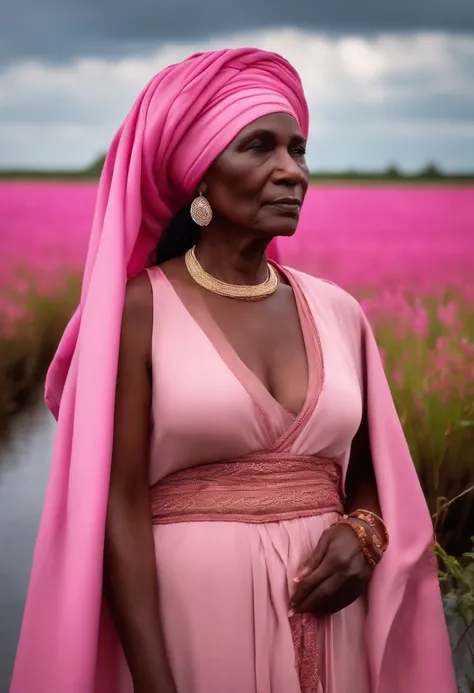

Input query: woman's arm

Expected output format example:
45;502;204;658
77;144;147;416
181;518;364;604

104;276;176;693
344;410;381;516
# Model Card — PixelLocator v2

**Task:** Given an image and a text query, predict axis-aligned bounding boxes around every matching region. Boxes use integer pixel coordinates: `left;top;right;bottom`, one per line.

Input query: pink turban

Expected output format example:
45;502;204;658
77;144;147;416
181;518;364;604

10;48;309;692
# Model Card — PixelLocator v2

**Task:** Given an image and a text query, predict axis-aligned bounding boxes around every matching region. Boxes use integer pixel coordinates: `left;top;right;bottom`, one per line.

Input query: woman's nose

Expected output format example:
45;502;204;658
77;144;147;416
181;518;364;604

273;150;306;184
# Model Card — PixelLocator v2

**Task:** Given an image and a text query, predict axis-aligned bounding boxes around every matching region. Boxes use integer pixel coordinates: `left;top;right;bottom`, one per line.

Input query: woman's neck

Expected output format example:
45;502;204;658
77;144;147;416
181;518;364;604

194;231;270;286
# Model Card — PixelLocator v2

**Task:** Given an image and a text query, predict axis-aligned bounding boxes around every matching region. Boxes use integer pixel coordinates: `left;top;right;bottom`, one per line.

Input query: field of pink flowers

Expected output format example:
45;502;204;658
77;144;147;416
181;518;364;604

0;183;95;322
1;182;473;301
1;181;473;541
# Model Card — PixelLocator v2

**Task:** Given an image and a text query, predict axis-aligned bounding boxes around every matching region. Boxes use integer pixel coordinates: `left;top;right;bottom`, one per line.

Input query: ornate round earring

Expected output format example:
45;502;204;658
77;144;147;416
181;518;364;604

190;192;212;227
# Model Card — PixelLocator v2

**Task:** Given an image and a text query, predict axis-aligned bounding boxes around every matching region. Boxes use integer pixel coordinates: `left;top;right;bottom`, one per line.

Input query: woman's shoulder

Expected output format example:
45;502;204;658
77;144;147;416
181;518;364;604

125;272;153;307
123;273;154;333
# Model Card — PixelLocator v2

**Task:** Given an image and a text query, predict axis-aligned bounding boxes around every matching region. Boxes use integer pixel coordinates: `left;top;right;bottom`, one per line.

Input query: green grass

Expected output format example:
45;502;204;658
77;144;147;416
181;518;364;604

0;275;80;434
359;290;474;554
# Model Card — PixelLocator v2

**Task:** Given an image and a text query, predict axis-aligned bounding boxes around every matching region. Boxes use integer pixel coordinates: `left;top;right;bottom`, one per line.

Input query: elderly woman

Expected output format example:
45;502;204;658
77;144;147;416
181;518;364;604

11;49;455;693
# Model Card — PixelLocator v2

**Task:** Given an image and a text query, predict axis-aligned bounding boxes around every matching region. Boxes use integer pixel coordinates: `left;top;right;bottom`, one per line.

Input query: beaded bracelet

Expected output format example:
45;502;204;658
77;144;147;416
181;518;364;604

349;509;389;552
338;516;383;568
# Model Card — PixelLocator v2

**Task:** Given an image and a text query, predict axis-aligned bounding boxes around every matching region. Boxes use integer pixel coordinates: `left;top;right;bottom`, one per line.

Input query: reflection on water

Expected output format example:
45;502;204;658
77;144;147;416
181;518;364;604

0;404;55;693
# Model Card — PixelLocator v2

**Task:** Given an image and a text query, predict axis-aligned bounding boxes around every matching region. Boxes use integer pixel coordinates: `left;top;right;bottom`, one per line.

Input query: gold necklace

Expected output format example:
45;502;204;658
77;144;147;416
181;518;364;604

184;245;279;301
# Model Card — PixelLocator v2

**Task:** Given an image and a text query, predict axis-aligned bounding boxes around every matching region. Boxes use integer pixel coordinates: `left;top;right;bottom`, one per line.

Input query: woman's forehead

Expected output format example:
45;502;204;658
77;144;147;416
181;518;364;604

234;113;305;140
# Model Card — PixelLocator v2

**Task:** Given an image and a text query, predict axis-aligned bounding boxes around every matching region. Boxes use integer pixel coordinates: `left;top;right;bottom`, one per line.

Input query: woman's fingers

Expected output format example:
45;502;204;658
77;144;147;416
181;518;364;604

295;574;363;615
291;552;334;608
293;527;331;583
293;573;342;614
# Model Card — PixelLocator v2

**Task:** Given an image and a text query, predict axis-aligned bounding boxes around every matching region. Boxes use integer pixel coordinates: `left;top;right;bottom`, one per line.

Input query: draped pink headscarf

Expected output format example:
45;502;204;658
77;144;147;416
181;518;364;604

10;48;308;692
45;48;308;417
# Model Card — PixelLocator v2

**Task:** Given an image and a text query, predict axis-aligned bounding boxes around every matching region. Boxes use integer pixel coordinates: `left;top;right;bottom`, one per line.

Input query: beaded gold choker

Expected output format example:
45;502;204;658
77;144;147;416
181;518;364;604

185;245;279;301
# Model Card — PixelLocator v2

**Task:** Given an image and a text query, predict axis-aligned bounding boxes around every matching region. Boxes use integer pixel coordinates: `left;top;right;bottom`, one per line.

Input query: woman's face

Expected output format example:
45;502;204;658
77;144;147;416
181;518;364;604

203;112;310;238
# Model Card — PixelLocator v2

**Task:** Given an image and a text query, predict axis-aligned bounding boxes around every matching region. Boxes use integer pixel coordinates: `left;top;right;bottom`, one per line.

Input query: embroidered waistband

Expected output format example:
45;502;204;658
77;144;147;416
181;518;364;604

150;452;343;524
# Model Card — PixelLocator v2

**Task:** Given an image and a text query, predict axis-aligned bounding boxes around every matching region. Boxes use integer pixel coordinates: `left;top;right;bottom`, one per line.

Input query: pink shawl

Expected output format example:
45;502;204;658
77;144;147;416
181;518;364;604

10;48;455;693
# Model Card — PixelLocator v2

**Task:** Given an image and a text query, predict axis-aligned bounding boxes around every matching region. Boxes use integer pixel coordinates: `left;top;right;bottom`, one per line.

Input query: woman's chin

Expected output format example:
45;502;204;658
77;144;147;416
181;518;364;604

269;220;299;238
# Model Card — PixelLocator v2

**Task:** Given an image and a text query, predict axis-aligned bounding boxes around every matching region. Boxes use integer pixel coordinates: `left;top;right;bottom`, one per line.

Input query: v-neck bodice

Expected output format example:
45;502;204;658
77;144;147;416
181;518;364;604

145;265;363;485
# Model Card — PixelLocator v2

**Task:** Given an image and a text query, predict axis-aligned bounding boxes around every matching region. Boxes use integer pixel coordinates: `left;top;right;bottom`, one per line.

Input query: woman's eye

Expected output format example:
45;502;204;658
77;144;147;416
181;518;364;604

249;140;268;152
246;140;305;156
293;146;306;157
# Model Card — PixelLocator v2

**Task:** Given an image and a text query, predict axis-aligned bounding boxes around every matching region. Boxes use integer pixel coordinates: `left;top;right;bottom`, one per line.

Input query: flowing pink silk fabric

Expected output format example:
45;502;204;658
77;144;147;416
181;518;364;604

10;48;455;693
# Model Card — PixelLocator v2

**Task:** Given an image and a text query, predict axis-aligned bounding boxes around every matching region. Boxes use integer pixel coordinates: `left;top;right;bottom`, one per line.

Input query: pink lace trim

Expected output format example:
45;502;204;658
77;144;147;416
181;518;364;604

290;612;321;693
150;452;343;524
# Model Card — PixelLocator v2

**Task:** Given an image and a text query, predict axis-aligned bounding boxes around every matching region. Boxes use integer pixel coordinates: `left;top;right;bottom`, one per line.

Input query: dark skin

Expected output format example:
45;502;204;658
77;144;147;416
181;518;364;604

105;112;381;692
105;280;177;693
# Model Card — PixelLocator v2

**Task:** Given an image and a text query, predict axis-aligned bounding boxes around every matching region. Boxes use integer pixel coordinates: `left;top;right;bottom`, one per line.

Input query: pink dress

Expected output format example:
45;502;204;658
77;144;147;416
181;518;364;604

120;264;372;693
11;255;456;693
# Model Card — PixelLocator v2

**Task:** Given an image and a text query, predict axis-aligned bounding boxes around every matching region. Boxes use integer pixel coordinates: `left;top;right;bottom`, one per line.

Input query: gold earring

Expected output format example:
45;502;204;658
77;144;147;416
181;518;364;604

190;192;212;227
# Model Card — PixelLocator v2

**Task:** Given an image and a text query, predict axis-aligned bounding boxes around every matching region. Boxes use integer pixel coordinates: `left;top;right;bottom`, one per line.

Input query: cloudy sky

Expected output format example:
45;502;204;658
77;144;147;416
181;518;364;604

1;0;473;172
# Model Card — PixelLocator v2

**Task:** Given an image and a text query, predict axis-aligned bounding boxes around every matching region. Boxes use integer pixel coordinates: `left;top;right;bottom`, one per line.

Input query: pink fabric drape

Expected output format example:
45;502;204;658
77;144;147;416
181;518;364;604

355;306;456;692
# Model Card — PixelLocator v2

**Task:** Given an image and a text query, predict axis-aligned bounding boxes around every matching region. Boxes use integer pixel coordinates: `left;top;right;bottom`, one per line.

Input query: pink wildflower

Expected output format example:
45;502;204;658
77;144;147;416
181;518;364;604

437;301;457;328
393;368;404;388
412;306;429;338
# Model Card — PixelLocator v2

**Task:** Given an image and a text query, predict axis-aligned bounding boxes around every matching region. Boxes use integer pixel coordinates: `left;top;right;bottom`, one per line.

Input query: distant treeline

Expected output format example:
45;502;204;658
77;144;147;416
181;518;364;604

1;155;473;184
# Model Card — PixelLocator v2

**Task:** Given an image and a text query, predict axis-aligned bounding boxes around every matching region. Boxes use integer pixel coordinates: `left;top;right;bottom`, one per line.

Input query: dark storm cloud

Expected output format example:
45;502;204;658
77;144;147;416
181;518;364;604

1;0;473;66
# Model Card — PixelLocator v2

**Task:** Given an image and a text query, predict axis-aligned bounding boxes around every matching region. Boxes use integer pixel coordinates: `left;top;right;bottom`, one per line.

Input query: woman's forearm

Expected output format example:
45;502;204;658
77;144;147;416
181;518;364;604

344;471;381;516
104;494;174;691
344;412;382;517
